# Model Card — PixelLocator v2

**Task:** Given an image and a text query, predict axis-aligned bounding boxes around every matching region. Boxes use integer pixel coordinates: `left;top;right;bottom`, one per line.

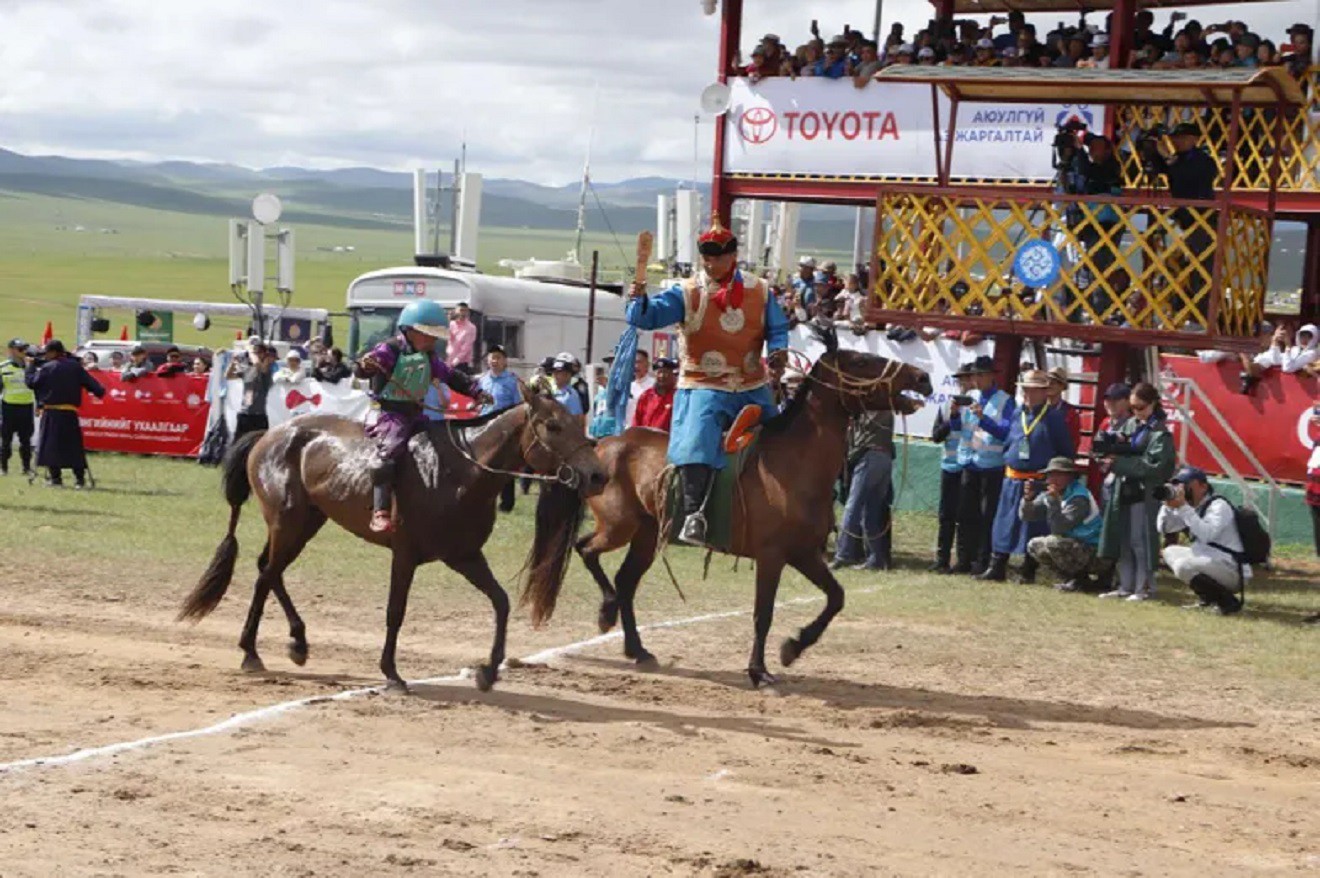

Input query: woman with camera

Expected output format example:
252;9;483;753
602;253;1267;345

1095;382;1178;601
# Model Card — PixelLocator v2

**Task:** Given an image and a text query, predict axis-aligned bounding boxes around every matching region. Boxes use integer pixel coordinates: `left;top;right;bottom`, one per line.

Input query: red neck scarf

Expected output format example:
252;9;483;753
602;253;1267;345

708;270;745;312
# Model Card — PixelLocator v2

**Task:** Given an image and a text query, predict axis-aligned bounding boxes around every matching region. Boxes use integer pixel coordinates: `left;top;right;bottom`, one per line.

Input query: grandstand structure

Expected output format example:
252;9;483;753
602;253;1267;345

709;0;1320;407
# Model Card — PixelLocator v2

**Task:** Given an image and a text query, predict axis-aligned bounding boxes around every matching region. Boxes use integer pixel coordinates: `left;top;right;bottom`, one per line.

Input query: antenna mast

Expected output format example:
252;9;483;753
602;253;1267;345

573;90;598;265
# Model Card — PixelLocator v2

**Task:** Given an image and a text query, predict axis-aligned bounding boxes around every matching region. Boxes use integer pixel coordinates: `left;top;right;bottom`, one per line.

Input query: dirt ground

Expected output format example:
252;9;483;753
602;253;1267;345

1;554;1316;878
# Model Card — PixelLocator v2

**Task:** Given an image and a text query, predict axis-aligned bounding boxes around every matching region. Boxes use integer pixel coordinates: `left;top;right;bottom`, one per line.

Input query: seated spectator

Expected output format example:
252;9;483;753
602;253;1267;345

1054;31;1088;67
314;347;352;384
812;37;851;78
1022;457;1109;591
107;351;125;372
917;46;937;64
274;350;308;384
973;38;999;66
1240;323;1318;393
888;43;915;65
840;274;867;324
1077;33;1110;68
121;345;152;381
792;256;817;304
155;346;187;377
634;357;677;431
1158;466;1247;614
191;356;210;375
81;351;101;371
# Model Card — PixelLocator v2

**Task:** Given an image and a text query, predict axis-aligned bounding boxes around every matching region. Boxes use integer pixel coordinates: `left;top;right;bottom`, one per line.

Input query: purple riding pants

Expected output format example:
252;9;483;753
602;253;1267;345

367;410;425;461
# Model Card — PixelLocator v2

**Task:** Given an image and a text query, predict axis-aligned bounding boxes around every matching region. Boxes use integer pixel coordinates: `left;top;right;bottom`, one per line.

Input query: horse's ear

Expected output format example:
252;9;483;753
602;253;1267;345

516;376;536;403
810;318;839;354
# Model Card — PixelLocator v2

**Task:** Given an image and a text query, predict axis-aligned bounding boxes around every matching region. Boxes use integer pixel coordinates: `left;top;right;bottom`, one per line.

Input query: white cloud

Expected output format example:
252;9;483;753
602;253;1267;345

1;0;1314;184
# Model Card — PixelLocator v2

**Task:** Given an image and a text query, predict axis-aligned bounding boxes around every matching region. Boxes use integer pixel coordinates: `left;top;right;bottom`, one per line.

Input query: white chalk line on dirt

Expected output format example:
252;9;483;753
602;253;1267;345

0;589;853;775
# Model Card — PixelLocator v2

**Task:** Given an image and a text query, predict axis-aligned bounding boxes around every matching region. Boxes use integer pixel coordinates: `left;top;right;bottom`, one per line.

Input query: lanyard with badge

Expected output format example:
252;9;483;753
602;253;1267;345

1018;404;1047;462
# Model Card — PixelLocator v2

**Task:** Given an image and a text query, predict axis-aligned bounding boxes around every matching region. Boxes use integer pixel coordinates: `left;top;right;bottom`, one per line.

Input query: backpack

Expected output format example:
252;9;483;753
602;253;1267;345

1204;496;1271;566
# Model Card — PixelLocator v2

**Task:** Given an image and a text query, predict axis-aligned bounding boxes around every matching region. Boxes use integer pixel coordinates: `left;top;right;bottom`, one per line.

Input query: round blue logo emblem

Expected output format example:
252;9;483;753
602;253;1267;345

1013;239;1062;288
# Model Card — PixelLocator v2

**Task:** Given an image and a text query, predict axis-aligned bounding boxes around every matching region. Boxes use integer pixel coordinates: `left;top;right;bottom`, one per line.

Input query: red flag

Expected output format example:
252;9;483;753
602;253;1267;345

119;325;129;341
40;321;52;346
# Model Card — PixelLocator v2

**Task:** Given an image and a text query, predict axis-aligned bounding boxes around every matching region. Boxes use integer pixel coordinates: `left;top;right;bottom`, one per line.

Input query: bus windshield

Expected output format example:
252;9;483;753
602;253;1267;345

350;307;450;361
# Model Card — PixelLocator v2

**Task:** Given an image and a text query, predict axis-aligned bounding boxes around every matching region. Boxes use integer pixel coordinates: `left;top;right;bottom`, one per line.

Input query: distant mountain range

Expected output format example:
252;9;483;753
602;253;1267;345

0;148;859;250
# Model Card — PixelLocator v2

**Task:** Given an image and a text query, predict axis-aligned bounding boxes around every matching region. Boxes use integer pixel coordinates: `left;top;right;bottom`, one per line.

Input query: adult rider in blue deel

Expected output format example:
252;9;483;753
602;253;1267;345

356;300;491;533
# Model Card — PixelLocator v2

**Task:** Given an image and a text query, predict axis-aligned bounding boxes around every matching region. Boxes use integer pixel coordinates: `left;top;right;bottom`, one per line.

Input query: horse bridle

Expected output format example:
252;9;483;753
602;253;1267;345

446;403;590;489
797;351;908;417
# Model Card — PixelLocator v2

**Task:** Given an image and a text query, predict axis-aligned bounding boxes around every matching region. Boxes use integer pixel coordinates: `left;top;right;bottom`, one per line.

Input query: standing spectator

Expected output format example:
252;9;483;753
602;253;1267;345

25;340;105;489
963;356;1016;575
1307;400;1320;557
1158;466;1248;614
274;350;308;384
1053;32;1088;67
792;256;817;305
1283;23;1312;77
1240;323;1317;393
550;357;584;428
626;350;655;427
1021;457;1108;591
588;356;619;439
1095;382;1133;527
1018;25;1048;65
478;344;522;513
930;363;976;572
1097;382;1177;601
1046;366;1083;450
155;346;187;377
633;356;677;431
832;410;895;571
1147;122;1217;324
980;369;1075;582
446;302;476;373
314;348;352;384
813;37;851;78
226;344;275;440
851;41;882;86
554;351;590;415
0;338;35;477
120;344;153;381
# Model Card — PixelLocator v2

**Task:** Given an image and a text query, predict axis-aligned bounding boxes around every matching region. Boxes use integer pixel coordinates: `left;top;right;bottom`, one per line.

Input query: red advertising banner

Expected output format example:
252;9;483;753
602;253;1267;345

80;373;211;457
1159;354;1318;485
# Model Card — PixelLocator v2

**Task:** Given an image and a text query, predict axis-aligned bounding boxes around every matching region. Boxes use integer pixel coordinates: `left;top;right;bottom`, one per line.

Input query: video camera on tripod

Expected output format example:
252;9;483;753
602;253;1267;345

1052;118;1089;170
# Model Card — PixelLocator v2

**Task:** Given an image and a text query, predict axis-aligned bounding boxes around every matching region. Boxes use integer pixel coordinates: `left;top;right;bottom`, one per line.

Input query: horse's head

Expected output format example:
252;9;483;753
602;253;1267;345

813;348;934;416
519;382;608;497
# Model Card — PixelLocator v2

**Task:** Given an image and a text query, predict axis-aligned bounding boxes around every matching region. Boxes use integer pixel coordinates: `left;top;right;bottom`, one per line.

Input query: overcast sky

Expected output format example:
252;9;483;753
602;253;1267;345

1;0;1314;185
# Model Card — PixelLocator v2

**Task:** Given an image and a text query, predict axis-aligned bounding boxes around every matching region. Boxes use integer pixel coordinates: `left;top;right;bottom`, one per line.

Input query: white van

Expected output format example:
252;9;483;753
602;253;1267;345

345;265;654;372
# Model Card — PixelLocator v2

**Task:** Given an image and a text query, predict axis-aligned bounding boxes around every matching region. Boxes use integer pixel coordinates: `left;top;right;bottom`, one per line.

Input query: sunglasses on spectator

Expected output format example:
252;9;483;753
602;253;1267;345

1131;401;1152;412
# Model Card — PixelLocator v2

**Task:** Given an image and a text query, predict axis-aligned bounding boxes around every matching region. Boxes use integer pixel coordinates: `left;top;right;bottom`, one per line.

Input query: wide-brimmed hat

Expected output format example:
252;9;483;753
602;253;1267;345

1042;456;1080;475
1018;369;1050;389
1047;365;1069;385
954;361;978;377
969;355;996;374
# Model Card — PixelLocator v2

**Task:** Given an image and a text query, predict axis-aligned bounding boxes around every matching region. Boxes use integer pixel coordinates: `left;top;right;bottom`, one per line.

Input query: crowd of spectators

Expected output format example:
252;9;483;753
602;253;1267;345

737;14;1314;83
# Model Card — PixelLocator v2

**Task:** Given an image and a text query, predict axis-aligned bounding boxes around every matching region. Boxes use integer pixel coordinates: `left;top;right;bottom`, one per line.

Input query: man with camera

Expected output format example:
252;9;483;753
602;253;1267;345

1157;467;1247;614
929;362;977;573
1056;129;1125;321
225;343;276;441
25;340;105;489
1144;122;1217;324
1021;457;1108;591
960;355;1017;575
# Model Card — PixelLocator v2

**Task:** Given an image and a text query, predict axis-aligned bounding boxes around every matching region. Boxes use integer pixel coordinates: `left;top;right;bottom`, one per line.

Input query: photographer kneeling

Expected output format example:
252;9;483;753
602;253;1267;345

1021;457;1109;592
1157;467;1247;615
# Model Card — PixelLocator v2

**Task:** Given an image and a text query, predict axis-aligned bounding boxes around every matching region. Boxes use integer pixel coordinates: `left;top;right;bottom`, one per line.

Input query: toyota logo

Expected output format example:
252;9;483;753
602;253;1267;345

739;107;778;145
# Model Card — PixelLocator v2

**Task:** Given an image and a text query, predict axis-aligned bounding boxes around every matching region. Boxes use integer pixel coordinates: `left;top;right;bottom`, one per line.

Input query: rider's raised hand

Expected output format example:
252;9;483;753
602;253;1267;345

629;280;648;299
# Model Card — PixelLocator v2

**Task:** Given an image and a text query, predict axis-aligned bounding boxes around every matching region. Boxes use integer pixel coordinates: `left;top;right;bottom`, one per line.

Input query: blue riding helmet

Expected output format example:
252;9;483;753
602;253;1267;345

398;300;448;338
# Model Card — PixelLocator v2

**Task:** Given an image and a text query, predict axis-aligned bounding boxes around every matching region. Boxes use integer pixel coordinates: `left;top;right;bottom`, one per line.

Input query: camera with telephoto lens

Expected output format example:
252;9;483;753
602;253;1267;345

1090;429;1140;456
1152;483;1181;502
1053;119;1088;167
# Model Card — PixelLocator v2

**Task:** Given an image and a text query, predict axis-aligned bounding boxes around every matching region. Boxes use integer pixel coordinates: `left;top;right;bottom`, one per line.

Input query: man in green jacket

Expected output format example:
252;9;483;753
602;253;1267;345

0;338;36;477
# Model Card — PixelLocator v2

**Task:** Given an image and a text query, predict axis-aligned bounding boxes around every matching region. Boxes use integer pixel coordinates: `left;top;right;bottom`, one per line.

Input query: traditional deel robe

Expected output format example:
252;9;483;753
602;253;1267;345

27;356;105;470
365;335;475;460
626;271;789;468
991;402;1075;554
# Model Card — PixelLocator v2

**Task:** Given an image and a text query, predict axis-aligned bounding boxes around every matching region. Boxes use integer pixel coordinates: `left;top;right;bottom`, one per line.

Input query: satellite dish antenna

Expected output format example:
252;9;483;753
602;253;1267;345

251;192;283;225
700;82;732;116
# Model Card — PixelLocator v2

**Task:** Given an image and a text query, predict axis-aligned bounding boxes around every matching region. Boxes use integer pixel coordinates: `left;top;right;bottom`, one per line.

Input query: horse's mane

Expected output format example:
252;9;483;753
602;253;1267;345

762;321;836;436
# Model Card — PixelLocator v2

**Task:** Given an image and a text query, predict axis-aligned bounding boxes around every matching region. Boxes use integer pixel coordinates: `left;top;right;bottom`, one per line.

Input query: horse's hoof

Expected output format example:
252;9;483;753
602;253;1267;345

779;637;803;668
748;667;778;689
623;642;646;661
597;602;619;634
384;678;410;695
634;650;658;669
240;655;266;673
287;641;309;667
474;664;498;692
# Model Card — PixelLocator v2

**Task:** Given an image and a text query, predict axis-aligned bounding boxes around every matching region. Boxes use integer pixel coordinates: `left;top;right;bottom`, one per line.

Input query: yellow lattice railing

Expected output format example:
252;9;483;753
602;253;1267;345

1116;67;1318;191
873;187;1268;338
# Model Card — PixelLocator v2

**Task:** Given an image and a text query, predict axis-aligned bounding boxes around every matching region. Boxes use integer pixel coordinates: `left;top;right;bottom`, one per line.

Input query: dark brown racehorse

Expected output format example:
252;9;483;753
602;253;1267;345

179;387;606;692
522;329;933;687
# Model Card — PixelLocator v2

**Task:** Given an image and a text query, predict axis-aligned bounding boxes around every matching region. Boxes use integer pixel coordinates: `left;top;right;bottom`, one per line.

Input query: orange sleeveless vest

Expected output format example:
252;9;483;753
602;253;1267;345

677;275;769;392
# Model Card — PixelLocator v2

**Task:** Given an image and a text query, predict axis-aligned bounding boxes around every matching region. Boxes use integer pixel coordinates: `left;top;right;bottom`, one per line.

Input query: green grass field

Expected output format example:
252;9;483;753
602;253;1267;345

1;452;1314;692
0;190;839;348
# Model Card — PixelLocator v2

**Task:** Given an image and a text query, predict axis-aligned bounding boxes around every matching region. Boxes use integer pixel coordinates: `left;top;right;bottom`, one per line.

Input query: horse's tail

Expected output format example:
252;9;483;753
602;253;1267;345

520;482;587;627
178;430;264;622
